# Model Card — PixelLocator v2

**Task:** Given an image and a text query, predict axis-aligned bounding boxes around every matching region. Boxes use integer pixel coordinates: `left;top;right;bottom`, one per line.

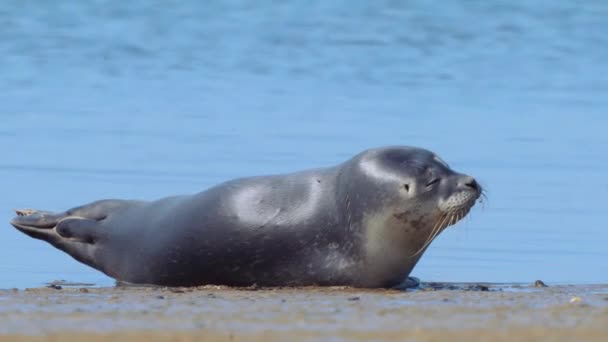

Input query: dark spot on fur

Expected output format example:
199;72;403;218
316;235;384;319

409;217;425;231
393;212;407;221
394;212;426;230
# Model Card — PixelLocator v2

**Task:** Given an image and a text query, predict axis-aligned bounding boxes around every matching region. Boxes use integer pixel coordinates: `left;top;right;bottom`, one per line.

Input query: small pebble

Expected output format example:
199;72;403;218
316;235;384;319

569;296;583;303
79;288;89;293
347;296;360;301
48;284;62;290
156;295;165;299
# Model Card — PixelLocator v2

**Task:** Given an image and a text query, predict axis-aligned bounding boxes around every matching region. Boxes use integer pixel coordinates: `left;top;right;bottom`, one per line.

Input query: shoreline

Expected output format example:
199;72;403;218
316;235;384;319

1;284;607;341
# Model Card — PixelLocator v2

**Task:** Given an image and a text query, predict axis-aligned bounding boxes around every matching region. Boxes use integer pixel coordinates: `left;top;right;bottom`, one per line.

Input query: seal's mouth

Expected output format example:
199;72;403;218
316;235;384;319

409;188;483;258
443;185;485;222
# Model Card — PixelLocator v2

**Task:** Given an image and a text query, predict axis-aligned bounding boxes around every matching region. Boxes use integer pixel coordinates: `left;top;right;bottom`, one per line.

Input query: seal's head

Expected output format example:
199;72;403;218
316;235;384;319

387;147;482;234
342;146;483;286
354;147;482;226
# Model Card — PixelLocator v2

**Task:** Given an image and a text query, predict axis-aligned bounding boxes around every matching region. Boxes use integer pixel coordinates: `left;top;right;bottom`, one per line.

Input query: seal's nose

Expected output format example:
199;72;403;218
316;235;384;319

459;176;480;193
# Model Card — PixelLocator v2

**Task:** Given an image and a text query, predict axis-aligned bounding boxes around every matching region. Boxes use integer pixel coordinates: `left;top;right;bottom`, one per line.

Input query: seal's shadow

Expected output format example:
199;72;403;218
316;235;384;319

417;282;492;292
394;277;495;292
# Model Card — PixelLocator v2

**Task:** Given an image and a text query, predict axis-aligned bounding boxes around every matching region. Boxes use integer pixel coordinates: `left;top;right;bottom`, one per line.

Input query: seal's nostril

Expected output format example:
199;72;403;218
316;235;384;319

465;179;480;192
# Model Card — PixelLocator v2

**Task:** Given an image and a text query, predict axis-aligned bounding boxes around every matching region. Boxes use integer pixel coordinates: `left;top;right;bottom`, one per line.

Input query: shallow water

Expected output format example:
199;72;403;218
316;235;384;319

1;1;607;288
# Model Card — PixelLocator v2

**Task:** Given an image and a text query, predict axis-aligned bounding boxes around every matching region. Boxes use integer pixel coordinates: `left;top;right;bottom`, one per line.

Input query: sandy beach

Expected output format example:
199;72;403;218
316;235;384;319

1;283;606;341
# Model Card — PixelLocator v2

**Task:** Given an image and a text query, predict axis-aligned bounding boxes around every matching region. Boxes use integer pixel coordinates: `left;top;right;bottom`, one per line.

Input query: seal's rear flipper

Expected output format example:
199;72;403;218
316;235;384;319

10;209;102;269
10;199;125;240
11;209;104;243
10;209;66;241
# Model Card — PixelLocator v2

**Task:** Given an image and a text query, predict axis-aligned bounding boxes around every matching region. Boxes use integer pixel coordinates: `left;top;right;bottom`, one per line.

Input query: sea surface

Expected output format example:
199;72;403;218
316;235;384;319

0;1;606;288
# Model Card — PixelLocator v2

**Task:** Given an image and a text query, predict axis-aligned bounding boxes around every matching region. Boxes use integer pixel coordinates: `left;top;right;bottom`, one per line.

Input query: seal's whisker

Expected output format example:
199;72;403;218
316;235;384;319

409;222;436;258
446;212;455;226
460;208;468;222
417;213;449;257
478;187;488;210
417;217;443;256
409;213;446;258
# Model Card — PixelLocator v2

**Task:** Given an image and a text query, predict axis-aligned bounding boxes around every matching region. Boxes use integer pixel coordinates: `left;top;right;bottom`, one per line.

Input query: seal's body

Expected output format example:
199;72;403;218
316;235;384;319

10;146;482;288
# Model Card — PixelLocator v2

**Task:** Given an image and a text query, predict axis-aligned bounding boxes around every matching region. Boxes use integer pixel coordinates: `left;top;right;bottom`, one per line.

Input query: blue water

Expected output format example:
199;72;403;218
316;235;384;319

1;1;607;288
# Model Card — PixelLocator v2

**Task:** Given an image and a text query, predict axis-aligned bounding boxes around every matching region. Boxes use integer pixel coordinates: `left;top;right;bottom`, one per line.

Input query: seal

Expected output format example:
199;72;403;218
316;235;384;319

10;146;482;288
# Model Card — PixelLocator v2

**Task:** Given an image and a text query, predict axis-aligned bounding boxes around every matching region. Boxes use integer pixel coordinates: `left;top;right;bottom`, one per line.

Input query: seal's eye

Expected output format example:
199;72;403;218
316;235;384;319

403;184;410;192
426;178;440;187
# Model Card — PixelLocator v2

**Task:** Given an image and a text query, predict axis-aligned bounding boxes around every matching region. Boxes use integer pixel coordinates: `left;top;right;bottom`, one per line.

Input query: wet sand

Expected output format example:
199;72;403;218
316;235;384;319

1;283;607;341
